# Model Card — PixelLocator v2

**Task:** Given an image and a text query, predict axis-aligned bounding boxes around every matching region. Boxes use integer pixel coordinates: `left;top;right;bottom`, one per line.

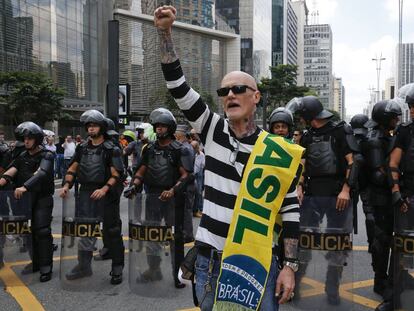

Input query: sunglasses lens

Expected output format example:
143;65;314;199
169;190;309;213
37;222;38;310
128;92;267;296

217;87;229;97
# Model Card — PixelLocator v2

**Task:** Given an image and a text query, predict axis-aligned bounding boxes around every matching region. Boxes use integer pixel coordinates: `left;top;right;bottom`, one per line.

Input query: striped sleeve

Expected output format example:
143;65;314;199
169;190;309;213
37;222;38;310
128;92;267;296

161;60;213;137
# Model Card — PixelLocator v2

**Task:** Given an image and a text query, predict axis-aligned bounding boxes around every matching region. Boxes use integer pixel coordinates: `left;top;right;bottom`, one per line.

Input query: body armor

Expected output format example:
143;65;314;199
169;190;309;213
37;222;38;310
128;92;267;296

144;143;178;189
401;122;414;175
306;135;337;177
77;143;108;186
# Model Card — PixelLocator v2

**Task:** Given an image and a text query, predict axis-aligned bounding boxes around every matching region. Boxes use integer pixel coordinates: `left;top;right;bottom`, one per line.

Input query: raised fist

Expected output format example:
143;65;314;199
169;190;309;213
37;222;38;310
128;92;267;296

154;6;177;31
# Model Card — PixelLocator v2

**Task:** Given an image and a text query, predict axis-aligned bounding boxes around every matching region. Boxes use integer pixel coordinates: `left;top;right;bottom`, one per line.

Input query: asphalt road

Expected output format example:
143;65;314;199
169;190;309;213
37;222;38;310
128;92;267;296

0;186;393;311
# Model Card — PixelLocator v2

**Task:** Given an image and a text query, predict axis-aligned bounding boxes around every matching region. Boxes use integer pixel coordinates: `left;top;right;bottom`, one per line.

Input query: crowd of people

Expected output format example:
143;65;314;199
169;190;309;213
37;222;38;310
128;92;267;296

0;5;413;311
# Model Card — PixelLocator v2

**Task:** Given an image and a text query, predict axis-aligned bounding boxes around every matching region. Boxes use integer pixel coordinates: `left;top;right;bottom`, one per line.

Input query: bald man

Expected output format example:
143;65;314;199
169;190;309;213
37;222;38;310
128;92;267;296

155;6;300;310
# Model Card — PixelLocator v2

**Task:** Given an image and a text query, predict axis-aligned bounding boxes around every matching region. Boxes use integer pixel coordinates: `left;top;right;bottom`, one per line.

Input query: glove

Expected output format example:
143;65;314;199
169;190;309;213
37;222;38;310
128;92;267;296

124;184;142;198
392;191;409;209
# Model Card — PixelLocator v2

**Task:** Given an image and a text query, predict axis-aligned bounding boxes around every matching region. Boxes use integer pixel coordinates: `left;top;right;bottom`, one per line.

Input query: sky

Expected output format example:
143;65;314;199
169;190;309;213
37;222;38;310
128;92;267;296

307;0;414;116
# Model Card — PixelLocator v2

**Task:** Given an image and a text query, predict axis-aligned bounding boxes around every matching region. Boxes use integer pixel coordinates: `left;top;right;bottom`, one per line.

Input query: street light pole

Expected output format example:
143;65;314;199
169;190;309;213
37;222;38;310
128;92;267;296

372;54;386;102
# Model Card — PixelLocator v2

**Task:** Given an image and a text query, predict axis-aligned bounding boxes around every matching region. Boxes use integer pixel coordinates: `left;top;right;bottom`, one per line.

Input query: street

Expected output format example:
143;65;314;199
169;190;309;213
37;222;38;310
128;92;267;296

0;186;386;311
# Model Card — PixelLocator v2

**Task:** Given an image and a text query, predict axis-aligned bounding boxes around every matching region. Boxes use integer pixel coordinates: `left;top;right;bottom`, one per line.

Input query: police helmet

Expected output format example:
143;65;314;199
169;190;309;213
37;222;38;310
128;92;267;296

366;100;402;128
269;107;294;128
105;118;118;137
149;108;177;138
16;121;44;145
80;110;107;134
397;83;414;107
350;114;369;136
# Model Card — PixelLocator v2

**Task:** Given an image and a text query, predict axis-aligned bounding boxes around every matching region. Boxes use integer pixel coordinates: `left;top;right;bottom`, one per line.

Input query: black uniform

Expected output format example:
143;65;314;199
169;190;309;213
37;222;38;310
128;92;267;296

138;140;185;283
299;120;354;304
361;126;395;297
68;139;125;272
11;147;55;275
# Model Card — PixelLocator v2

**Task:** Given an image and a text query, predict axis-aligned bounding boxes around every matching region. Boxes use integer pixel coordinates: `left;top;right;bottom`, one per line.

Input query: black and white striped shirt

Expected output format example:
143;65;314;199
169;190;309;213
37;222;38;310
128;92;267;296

162;60;300;251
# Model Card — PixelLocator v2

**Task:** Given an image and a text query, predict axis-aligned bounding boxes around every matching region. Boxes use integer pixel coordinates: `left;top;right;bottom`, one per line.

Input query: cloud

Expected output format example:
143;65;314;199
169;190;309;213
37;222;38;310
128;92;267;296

307;0;338;24
333;35;396;115
385;0;414;21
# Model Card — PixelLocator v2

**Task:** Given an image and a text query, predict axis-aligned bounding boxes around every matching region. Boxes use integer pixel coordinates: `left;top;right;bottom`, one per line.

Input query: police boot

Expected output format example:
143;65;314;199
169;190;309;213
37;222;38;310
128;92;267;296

110;265;123;285
39;265;53;283
66;251;93;280
325;266;342;305
402;269;414;289
21;262;40;275
375;300;393;311
136;255;163;283
373;274;388;297
94;247;111;261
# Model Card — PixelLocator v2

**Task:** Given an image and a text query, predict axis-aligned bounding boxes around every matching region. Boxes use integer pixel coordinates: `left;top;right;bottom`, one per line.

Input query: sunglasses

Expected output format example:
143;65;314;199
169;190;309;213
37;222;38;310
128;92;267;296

216;85;257;97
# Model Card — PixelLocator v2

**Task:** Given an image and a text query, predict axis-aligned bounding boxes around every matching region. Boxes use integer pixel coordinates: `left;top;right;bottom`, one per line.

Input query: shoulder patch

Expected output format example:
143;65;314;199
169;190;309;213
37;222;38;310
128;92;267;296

170;140;183;150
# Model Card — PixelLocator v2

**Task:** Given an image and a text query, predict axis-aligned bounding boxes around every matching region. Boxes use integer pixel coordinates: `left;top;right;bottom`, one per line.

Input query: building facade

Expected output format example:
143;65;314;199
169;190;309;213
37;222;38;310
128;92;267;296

304;23;333;109
0;0;240;122
272;0;298;67
333;77;345;119
216;0;272;81
291;0;308;86
396;43;414;89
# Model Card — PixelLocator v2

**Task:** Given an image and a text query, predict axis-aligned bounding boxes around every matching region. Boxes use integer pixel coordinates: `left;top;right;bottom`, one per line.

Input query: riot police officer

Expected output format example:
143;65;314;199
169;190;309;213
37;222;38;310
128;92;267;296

288;96;357;305
94;118;125;262
0;122;55;282
360;100;402;305
268;107;294;139
378;86;414;311
350;114;375;252
60;110;125;285
125;108;190;289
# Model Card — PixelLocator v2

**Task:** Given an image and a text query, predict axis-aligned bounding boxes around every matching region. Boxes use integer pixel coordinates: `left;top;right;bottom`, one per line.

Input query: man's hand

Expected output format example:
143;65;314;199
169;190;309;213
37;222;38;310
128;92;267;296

336;189;350;211
14;186;27;199
276;266;295;304
154;6;176;31
0;178;7;187
159;189;174;201
90;188;107;200
60;186;69;198
392;191;410;213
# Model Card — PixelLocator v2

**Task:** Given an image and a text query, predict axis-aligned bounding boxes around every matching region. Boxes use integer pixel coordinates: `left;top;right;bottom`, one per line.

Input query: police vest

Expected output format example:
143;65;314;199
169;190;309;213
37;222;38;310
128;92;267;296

401;122;414;175
143;142;180;189
77;143;111;186
305;133;338;178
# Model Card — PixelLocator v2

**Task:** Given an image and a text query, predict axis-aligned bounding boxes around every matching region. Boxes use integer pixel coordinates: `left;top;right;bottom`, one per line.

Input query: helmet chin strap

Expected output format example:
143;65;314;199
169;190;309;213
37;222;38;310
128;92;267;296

156;132;170;139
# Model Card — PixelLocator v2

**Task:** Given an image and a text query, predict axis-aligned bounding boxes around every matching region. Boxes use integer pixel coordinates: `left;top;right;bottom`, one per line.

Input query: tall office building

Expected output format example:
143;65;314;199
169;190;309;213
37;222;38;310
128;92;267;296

396;43;414;89
272;0;299;67
0;0;240;121
333;77;345;119
304;24;333;109
216;0;272;81
291;0;308;86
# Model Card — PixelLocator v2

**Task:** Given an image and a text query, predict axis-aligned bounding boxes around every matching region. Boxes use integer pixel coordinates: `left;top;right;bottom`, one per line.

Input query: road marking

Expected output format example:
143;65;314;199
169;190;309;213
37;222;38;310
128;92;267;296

0;264;45;311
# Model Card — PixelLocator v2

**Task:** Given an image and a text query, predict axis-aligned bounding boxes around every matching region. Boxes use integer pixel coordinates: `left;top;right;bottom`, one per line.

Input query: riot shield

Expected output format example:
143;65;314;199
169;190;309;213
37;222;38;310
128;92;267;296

0;190;33;285
393;195;414;310
294;196;353;310
128;193;176;297
60;189;106;291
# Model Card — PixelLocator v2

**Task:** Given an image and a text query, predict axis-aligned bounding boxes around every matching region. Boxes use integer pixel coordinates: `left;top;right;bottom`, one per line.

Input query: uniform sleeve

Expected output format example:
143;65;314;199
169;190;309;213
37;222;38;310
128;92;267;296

395;126;411;152
139;145;149;168
70;145;83;164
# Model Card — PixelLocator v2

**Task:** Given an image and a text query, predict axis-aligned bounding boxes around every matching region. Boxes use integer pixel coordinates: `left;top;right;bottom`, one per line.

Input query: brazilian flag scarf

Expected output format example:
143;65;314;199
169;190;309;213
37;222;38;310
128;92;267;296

213;131;304;310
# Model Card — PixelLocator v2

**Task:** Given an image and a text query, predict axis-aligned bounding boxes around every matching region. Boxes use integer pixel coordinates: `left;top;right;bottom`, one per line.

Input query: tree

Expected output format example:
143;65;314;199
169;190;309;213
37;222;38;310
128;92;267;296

258;64;311;110
0;72;66;126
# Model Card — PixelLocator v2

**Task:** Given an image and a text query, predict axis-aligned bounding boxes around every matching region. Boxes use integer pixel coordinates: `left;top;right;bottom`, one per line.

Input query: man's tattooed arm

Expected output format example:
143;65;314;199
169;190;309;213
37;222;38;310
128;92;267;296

158;29;178;64
284;238;299;259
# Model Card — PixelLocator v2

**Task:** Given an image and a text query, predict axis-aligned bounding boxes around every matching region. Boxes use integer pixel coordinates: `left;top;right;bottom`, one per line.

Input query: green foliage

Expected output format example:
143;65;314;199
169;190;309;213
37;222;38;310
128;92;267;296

0;72;66;126
149;85;218;121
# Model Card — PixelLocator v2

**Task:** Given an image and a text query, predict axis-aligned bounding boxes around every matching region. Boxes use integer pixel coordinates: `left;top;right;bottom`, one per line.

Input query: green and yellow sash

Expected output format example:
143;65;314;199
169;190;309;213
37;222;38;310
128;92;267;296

214;131;303;310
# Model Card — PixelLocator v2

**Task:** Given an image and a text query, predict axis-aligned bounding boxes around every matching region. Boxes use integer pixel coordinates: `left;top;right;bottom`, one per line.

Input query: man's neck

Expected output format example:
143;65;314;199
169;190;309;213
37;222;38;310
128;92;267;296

28;146;41;155
228;114;256;139
90;135;104;146
158;138;171;147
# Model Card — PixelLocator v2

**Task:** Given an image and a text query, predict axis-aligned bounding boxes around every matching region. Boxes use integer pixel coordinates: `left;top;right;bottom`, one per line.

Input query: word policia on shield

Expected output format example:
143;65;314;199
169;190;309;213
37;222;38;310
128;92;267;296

214;132;303;310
